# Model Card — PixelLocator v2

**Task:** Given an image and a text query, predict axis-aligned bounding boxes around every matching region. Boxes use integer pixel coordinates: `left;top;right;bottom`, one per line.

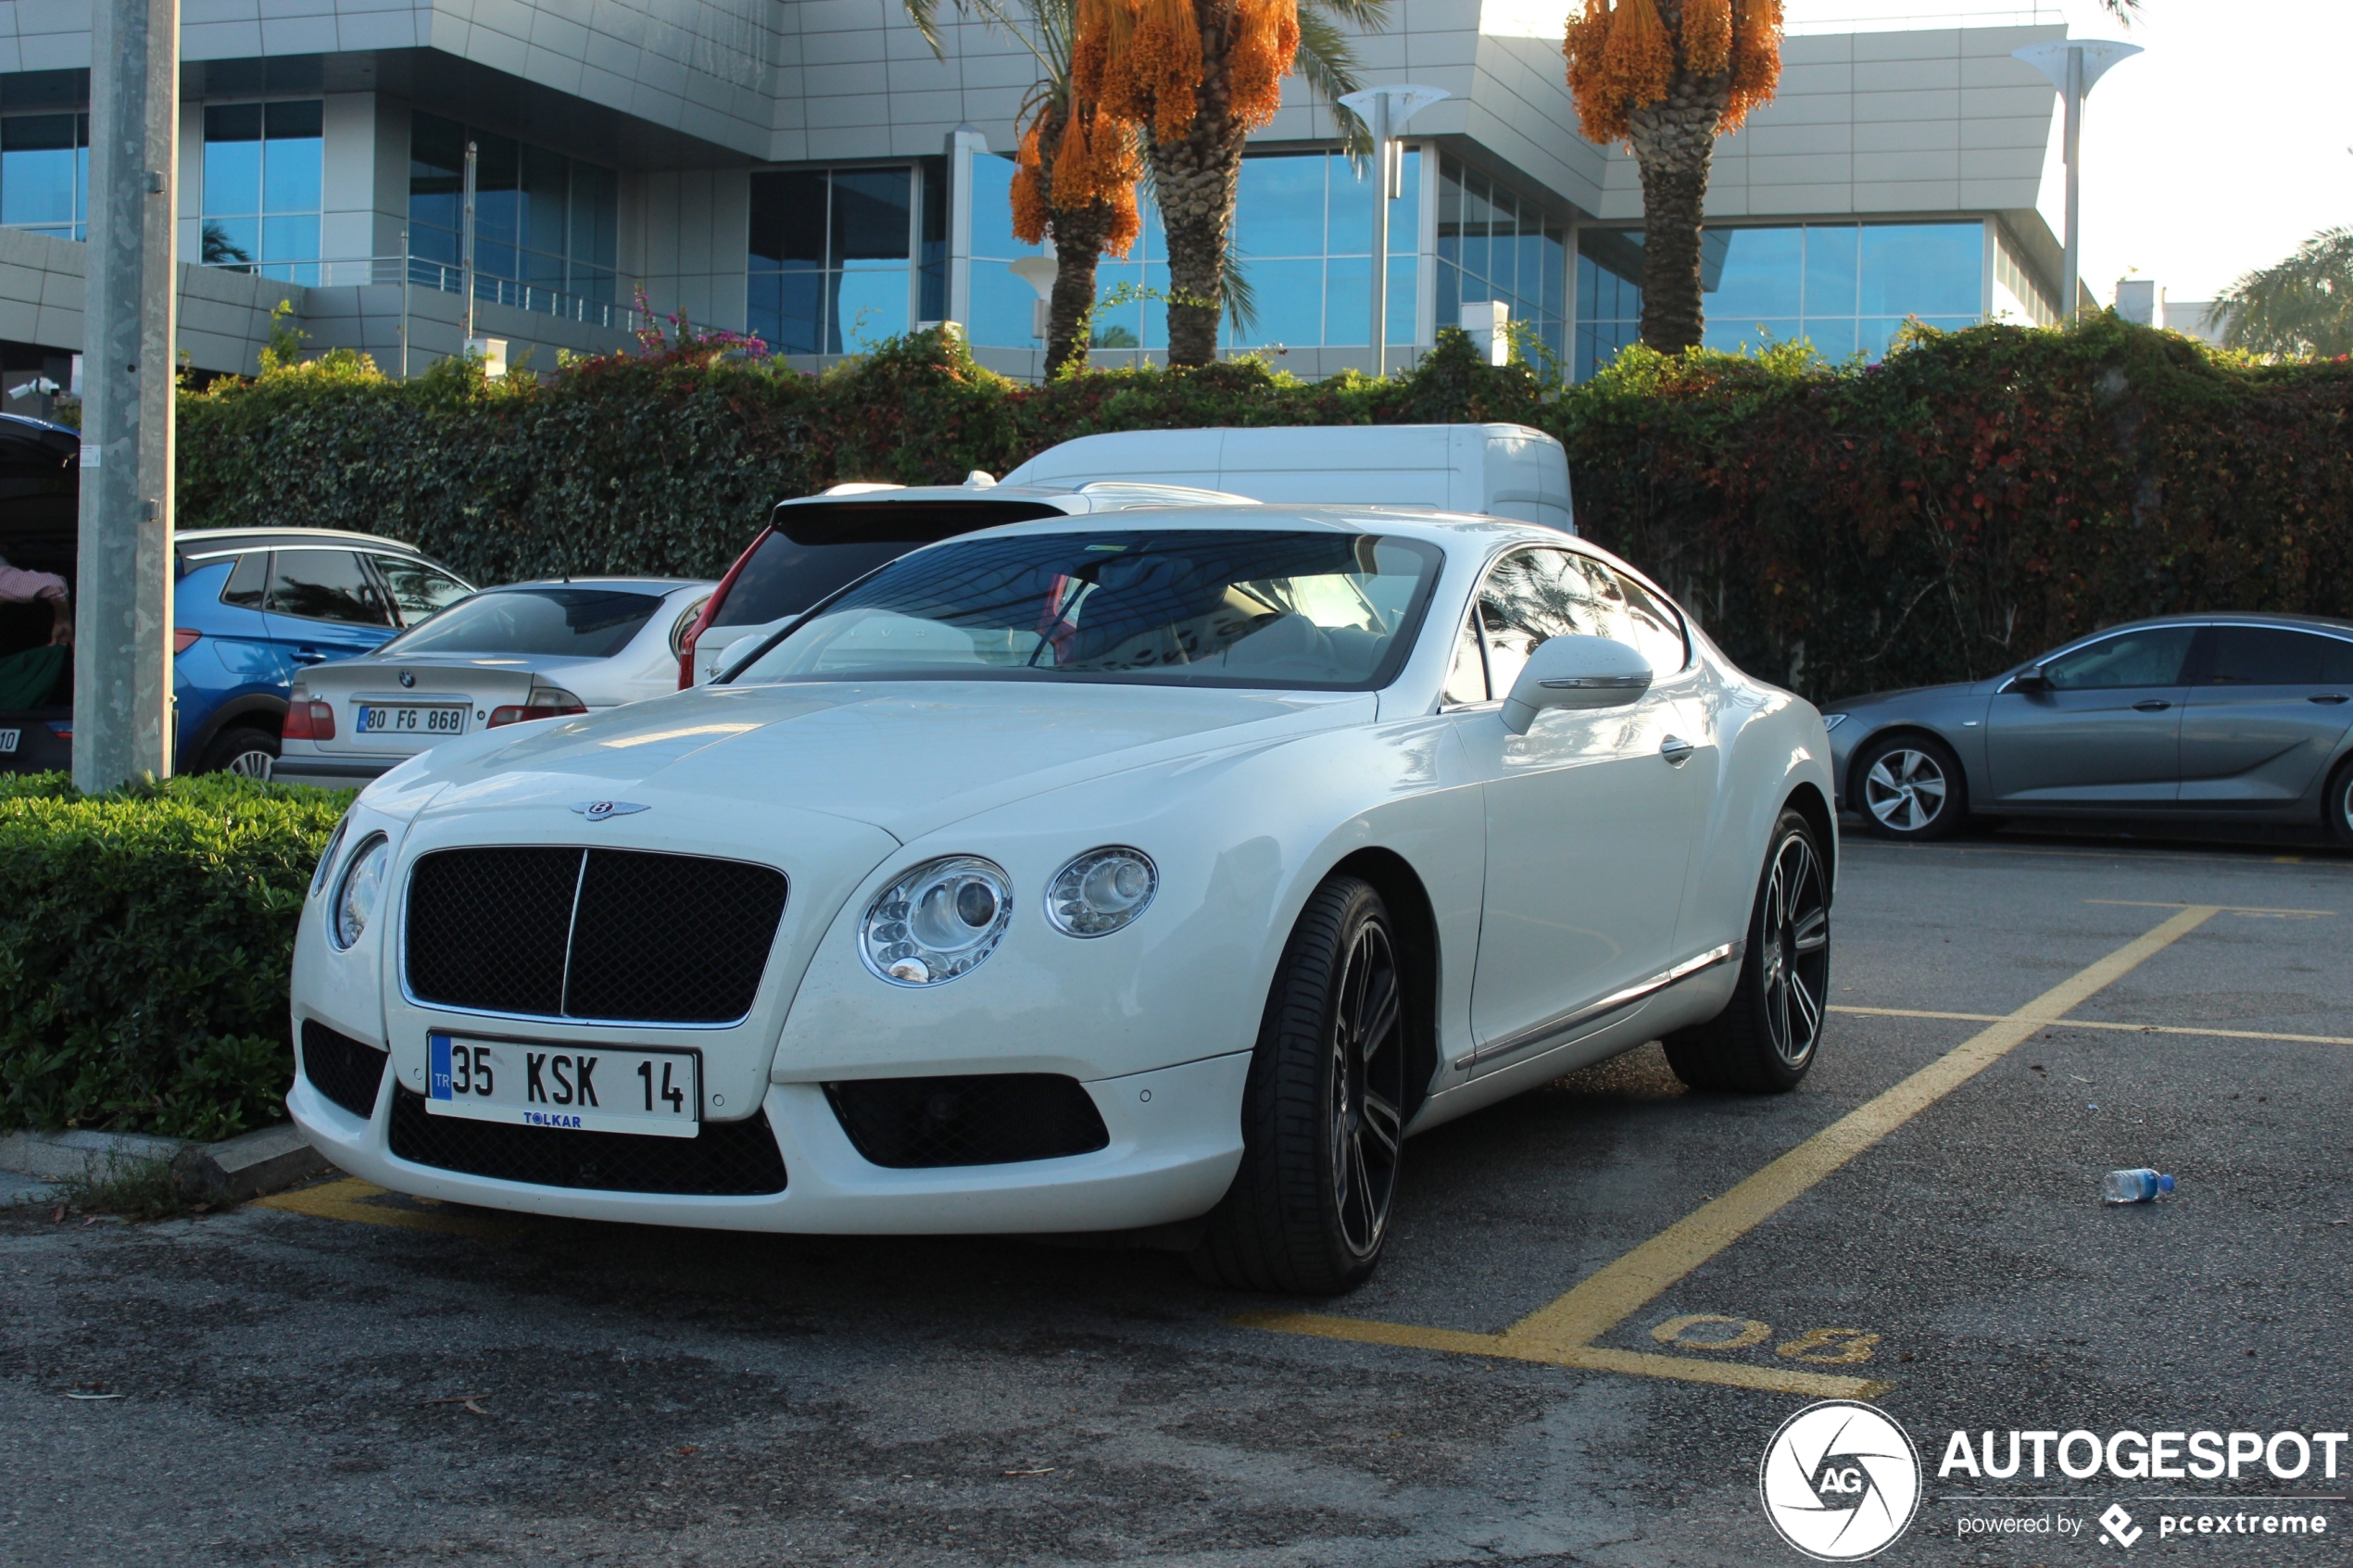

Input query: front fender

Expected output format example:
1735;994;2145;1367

765;716;1487;1093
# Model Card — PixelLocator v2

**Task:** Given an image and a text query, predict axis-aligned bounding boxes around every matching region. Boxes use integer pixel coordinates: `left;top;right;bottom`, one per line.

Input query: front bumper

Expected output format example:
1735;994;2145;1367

288;1049;1250;1235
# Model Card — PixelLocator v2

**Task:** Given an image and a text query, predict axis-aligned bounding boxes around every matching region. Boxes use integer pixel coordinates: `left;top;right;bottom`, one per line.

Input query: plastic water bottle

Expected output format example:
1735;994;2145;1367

2102;1169;2175;1204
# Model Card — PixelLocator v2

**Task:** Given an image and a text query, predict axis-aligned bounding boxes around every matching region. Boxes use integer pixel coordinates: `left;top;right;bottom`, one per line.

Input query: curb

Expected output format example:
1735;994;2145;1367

0;1123;333;1204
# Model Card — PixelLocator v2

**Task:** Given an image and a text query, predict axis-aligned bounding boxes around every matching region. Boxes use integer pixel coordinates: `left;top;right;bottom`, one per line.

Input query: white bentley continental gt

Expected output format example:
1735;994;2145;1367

287;497;1836;1293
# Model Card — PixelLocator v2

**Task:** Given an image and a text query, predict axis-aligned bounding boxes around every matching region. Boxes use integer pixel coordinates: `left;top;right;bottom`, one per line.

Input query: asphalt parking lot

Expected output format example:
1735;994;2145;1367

6;828;2349;1567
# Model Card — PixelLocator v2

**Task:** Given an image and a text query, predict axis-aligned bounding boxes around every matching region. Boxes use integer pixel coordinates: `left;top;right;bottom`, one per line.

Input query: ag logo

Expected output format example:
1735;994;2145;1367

1758;1400;1922;1561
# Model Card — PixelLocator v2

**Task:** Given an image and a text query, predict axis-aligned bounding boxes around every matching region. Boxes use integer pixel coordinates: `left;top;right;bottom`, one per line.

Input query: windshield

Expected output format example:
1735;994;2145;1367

379;587;663;659
726;530;1443;691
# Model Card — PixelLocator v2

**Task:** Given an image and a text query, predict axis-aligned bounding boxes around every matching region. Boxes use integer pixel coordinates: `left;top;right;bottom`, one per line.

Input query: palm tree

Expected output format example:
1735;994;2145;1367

1565;0;2142;358
2213;228;2353;359
1071;0;1389;366
1562;0;1785;354
907;0;1144;377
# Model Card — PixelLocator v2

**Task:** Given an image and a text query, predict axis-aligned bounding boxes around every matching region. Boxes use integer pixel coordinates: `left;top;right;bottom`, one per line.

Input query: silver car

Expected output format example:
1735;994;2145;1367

1824;612;2353;845
275;578;711;786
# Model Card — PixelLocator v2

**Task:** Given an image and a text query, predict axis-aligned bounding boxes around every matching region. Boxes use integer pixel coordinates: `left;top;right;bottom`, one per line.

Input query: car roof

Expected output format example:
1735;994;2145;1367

2061;610;2353;641
480;577;712;595
177;527;425;556
941;501;1566;551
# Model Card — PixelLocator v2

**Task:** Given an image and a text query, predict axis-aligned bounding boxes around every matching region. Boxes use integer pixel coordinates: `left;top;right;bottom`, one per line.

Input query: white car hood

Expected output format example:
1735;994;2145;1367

398;680;1376;844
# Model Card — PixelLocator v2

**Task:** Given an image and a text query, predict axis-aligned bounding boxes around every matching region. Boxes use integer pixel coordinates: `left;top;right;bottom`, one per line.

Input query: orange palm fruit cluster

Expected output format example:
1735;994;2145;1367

1565;0;1782;144
1074;0;1299;147
1013;106;1145;257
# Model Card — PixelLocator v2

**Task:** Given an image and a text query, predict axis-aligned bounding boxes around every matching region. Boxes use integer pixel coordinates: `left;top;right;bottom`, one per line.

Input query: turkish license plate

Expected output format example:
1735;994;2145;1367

426;1033;699;1138
0;728;17;753
357;703;469;736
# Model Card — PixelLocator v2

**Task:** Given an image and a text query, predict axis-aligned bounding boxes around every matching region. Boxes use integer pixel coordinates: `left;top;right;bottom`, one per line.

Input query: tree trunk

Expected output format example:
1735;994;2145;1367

1044;201;1109;379
1627;73;1730;355
1149;48;1246;368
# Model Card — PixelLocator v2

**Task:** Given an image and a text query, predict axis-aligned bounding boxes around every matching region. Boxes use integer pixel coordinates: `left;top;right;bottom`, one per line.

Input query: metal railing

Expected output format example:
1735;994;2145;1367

202;255;648;333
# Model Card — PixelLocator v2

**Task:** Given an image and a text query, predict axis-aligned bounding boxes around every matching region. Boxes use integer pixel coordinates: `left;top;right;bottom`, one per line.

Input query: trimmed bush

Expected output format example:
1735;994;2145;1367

0;773;351;1138
177;318;2353;704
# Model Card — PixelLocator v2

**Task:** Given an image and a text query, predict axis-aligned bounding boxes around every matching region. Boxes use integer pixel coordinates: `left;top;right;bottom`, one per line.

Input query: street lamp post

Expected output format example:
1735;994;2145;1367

2011;39;2142;321
1338;84;1447;378
73;0;179;791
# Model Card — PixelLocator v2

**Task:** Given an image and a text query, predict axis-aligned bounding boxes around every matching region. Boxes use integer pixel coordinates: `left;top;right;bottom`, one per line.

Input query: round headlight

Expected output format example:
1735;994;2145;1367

861;856;1013;985
1045;847;1158;938
331;834;390;949
310;813;350;898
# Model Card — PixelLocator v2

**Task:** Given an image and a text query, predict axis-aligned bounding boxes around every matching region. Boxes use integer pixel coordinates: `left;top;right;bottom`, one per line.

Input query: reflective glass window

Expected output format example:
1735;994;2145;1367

203;101;321;280
373;558;474;626
266;550;394;627
2040;628;2196;690
1477;548;1617;696
749;168;915;353
1859;224;1982;317
405;112;618;315
1443;610;1489;705
1;114;86;239
2201;627;2340;687
965;146;1420;354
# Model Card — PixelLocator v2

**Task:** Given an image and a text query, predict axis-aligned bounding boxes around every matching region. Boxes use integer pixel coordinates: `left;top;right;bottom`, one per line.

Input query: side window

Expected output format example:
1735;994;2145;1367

2040;626;2196;690
1441;610;1488;705
2202;626;2334;687
373;555;472;626
1609;567;1689;675
220;550;268;608
1477;547;1611;696
2328;638;2353;685
266;548;395;627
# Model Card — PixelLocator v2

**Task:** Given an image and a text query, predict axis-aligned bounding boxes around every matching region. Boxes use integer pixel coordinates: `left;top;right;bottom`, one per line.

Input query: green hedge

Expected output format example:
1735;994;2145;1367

177;318;2353;703
0;773;350;1138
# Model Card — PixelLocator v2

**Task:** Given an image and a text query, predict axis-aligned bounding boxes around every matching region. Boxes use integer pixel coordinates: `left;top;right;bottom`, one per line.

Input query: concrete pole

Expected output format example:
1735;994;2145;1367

72;0;179;792
2061;44;2082;321
1368;94;1390;379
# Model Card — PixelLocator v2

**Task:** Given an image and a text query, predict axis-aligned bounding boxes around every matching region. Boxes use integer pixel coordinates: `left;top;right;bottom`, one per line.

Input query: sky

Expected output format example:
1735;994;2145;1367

1781;0;2353;303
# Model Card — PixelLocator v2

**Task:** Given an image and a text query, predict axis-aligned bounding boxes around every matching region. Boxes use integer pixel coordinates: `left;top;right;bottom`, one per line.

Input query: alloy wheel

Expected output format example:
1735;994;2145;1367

1862;747;1945;833
226;748;275;781
1757;832;1830;1070
1328;920;1405;1260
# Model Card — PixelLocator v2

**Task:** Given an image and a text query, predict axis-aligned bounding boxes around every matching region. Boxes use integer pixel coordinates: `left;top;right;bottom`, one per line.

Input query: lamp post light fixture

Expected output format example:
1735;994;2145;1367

1337;84;1447;378
2011;38;2142;322
1010;254;1058;345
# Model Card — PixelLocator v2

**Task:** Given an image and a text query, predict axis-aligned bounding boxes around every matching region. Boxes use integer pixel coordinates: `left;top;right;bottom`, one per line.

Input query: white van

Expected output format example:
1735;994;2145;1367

998;422;1576;535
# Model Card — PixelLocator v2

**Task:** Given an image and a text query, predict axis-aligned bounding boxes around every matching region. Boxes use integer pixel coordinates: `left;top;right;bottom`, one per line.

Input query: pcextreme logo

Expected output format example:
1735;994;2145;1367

1759;1400;1924;1561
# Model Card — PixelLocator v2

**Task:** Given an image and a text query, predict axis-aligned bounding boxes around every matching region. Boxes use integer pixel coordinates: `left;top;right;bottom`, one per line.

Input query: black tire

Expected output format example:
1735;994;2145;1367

2326;757;2353;850
1850;732;1967;841
1189;876;1407;1295
199;725;279;780
1663;808;1831;1095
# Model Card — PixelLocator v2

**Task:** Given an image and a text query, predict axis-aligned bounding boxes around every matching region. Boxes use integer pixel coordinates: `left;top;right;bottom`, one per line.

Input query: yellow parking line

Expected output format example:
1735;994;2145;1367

1242;906;2221;1395
1831;1005;2353;1047
2086;898;2334;917
254;1177;528;1238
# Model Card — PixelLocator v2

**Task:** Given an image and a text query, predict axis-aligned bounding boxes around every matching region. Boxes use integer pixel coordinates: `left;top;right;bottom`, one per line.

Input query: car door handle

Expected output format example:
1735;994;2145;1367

290;648;327;665
2132;699;2171;712
2311;694;2349;705
1660;735;1694;766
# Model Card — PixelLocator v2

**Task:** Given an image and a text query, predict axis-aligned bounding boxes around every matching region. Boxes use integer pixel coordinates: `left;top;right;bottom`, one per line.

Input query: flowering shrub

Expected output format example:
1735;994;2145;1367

176;317;2353;702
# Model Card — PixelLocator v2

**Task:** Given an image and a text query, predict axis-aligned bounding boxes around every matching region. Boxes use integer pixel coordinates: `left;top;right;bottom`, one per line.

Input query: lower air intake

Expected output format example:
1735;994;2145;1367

824;1074;1110;1168
301;1020;388;1120
387;1088;787;1196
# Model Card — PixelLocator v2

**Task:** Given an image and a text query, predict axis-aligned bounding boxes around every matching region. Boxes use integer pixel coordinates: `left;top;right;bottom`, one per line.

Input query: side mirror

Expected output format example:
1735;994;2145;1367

708;634;764;684
1501;634;1652;734
2009;664;2049;693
